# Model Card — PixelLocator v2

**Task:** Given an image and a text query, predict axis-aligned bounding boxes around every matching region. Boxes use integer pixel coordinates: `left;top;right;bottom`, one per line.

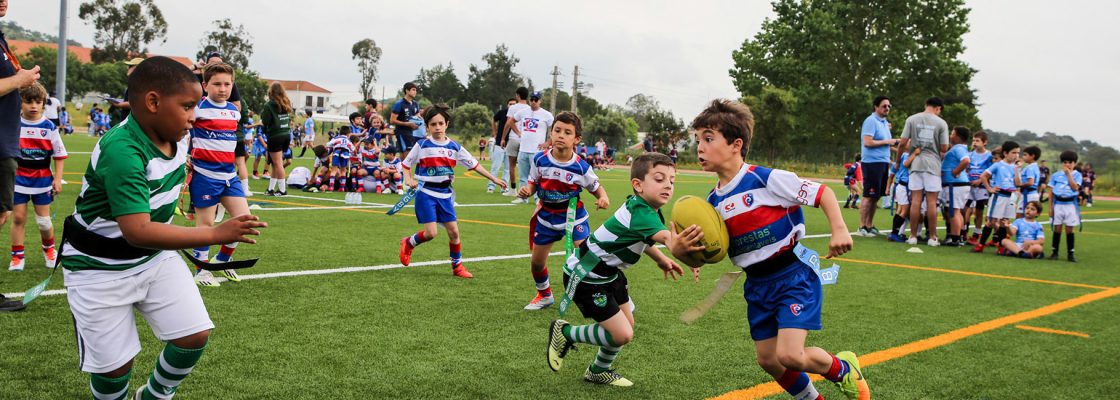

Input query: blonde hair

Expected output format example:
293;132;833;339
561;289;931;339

268;81;293;114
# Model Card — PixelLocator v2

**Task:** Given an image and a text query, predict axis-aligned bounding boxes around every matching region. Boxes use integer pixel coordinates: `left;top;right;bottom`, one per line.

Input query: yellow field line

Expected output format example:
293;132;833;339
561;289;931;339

836;257;1112;290
252;197;528;230
709;286;1120;400
1015;324;1090;338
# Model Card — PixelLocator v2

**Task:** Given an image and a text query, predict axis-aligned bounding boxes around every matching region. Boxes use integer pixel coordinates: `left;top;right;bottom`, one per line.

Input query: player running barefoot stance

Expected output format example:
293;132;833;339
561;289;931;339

187;63;253;286
62;57;266;400
518;112;610;310
547;152;702;386
689;100;867;399
398;104;507;278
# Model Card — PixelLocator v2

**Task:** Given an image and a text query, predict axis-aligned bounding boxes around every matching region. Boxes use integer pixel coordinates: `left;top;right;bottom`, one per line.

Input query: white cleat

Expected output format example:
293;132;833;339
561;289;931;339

194;270;221;287
524;294;555;310
511;198;529;204
927;238;941;247
9;258;25;272
905;237;918;245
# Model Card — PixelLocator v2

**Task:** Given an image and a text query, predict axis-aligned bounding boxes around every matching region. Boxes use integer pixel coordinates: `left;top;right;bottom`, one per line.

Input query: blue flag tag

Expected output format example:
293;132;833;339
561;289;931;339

793;243;839;285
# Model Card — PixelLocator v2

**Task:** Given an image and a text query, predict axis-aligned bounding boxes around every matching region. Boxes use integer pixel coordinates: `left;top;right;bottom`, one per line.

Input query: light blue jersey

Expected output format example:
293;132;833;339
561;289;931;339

967;150;992;182
985;161;1017;192
942;144;970;184
1049;169;1082;204
1011;218;1044;244
1020;162;1040;192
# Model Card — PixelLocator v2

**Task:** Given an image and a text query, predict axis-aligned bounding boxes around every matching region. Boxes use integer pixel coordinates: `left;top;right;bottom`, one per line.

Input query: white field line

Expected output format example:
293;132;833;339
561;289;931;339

3;251;565;299
251;203;518;211
7;217;1118;299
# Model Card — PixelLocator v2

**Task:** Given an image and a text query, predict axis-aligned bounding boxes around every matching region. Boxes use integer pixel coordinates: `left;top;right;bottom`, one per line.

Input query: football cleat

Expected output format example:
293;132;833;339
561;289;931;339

547;319;574;371
834;351;871;400
399;237;413;266
194;270;221;287
452;265;474;279
524;294;555;310
8;257;24;272
584;367;633;387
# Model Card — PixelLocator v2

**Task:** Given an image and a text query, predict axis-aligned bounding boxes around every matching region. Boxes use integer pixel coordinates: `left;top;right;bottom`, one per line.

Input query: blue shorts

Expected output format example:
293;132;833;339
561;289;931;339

532;205;590;246
331;155;349;168
364;167;378;176
14;191;52;206
744;260;823;341
189;174;245;208
252;141;268;157
414;190;456;224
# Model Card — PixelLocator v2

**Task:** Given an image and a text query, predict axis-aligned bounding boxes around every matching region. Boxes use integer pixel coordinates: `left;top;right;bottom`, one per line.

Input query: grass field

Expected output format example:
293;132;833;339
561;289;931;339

2;134;1119;399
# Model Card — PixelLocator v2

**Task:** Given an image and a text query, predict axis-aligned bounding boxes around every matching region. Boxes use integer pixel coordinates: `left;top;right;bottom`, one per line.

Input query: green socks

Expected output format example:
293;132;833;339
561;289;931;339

91;370;132;400
140;341;207;399
562;323;624;373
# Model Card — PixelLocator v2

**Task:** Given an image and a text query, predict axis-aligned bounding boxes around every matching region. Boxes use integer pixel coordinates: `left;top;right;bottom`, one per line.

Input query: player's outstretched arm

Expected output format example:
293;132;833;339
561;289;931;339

642;244;684;281
473;164;508;190
817;186;852;258
590;186;610;210
660;226;705;272
118;213;267;250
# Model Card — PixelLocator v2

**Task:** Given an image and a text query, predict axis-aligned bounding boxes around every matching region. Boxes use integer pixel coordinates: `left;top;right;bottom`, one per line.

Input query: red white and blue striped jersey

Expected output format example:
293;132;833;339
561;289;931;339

189;97;241;181
706;164;825;271
527;151;600;203
382;157;402;171
360;146;380;168
17;117;67;195
403;138;478;199
326;136;354;159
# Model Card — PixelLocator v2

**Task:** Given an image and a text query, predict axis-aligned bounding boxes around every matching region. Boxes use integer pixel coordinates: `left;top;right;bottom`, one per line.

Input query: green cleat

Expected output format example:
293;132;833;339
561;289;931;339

835;351;870;400
547;320;574;371
584;367;633;387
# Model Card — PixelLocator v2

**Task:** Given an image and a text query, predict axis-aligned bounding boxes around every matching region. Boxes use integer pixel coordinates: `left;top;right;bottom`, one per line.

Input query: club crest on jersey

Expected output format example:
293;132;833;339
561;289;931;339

575;225;585;233
789;303;803;316
565;172;574;182
741;193;755;207
592;293;607;307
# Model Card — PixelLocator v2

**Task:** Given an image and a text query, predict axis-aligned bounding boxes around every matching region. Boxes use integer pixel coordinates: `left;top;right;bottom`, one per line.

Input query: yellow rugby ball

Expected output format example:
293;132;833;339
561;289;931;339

670;195;730;264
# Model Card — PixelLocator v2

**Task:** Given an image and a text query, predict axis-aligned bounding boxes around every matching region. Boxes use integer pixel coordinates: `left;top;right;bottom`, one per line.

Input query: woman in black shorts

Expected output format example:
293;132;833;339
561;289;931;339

261;82;294;195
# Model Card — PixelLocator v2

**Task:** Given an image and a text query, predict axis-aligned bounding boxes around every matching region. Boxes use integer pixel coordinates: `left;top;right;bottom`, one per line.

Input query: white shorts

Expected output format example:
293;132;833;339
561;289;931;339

938;185;970;210
969;187;990;203
1052;203;1081;227
1016;192;1041;213
988;194;1016;220
908;171;941;193
892;182;911;206
504;134;521;154
67;256;214;373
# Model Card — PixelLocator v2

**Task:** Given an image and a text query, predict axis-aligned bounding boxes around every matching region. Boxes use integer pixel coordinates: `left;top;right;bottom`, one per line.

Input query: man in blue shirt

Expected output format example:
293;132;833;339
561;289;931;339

390;82;421;152
0;4;45;312
858;96;899;237
939;127;971;246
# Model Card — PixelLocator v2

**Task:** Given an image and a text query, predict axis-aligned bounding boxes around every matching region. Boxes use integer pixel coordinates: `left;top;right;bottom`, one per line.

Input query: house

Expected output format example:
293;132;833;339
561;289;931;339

264;79;332;114
7;40;193;67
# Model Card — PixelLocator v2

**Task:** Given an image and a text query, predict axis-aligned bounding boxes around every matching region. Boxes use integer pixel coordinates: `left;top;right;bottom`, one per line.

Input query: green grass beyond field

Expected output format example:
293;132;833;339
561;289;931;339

2;134;1119;399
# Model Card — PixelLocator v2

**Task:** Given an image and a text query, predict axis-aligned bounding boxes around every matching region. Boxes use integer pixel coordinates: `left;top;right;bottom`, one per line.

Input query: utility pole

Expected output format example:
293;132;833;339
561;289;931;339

570;65;579;112
550;65;560;111
56;0;69;101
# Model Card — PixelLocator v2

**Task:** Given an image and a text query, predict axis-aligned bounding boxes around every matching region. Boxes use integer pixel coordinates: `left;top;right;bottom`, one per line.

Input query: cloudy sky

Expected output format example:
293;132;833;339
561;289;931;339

13;0;1120;148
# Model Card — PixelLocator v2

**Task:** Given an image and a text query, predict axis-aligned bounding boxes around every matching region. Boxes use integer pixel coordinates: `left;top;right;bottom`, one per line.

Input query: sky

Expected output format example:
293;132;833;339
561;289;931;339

12;0;1120;148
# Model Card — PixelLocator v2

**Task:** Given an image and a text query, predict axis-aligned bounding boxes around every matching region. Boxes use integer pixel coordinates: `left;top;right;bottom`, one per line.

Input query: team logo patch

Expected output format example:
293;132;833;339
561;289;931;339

592;293;607;307
742;193;755;207
202;195;212;200
575;225;585;233
789;303;803;316
565;172;573;182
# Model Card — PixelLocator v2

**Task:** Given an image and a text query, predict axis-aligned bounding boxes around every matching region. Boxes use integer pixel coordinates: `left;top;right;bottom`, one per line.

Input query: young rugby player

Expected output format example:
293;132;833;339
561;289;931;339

999;200;1045;258
325;126;355;192
187;63;252;286
1048;150;1082;262
516;112;610;310
964;131;992;245
9;82;66;271
62;56;266;400
1016;146;1042;218
380;147;404;194
398;105;507;278
974;141;1021;253
888;148;916;242
357;138;380;192
939;126;971;246
685;100;867;399
546;152;700;386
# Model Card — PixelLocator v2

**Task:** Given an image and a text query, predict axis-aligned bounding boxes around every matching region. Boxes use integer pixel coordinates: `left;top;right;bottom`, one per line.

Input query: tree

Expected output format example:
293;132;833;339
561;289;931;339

351;38;383;100
730;0;979;161
449;103;491;140
643;109;685;153
416;63;465;105
196;19;254;70
742;87;798;164
465;44;523;109
235;69;268;114
78;0;167;63
585;112;639;150
540;88;605;118
624;93;661;132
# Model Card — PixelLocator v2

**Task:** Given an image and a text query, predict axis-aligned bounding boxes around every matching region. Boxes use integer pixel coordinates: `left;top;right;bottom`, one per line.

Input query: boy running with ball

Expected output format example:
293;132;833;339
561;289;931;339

687;99;867;399
547;152;702;386
62;57;266;400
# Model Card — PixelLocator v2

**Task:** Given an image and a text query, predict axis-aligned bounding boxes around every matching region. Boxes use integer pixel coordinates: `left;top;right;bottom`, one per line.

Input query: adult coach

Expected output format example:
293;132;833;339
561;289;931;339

0;0;44;311
510;91;553;204
390;83;420;151
857;96;898;237
500;87;530;193
262;82;293;196
898;97;949;246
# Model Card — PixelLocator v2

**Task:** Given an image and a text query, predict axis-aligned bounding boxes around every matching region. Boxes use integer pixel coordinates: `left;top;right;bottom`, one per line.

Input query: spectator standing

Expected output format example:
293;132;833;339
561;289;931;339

857;96;899;236
898;97;950;246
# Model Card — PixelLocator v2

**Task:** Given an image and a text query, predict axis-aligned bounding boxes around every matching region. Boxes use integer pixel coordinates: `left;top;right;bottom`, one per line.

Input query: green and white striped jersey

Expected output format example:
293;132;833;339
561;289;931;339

567;195;666;283
62;117;187;285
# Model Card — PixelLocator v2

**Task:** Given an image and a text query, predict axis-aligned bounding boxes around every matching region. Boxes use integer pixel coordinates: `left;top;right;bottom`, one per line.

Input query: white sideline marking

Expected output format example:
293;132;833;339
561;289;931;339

7;217;1119;299
2;251;565;299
